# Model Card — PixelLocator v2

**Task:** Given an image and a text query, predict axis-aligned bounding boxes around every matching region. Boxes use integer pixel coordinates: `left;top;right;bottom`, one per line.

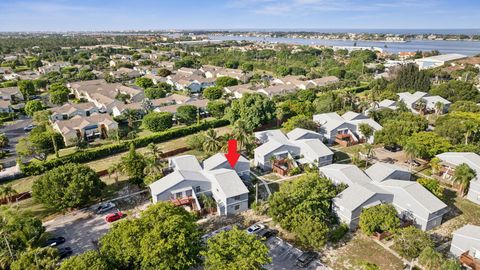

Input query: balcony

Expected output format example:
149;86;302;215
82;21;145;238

460;251;480;270
335;133;361;147
170;196;199;211
272;158;295;176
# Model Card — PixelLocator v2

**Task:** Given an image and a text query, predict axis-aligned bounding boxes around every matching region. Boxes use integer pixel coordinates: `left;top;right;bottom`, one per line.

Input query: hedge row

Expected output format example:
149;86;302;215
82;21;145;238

21;119;229;176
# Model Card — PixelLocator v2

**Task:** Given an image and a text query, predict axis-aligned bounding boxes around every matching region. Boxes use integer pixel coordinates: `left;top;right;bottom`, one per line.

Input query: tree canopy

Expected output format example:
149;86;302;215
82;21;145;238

203;86;224;100
226;93;275;131
202;228;271;270
142;112;173;132
100;202;202;270
403;132;452;159
215;76;238;88
32;163;105;211
268;173;338;249
176;105;198;125
392;226;434;259
24;100;44;116
359;204;400;236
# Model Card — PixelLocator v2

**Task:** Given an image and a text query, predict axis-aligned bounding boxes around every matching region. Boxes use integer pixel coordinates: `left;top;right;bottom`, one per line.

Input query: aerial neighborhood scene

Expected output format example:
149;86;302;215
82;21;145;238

2;1;480;269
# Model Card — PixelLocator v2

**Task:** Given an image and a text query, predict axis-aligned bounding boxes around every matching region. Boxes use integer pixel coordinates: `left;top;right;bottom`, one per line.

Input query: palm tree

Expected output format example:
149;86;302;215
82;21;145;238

362;144;375;167
199;193;216;213
123;109;140;130
434;101;444;115
0;185;17;204
147;143;163;163
203;129;221;154
429;157;442;176
275;107;284;127
416;99;427;116
463;120;478;145
233;120;252;151
453;163;476;197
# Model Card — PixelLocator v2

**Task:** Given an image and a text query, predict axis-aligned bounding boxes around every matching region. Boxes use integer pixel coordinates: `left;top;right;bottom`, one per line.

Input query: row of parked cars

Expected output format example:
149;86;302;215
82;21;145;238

43;236;72;259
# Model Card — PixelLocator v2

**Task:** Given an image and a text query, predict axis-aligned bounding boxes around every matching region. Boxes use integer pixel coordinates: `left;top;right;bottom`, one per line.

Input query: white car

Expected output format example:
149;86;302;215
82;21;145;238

94;202;116;214
246;224;265;234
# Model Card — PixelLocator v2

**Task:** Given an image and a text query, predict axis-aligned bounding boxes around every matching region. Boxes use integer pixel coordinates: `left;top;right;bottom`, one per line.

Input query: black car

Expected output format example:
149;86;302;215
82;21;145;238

296;251;317;268
384;145;401;152
256;229;278;240
44;236;65;247
58;247;73;259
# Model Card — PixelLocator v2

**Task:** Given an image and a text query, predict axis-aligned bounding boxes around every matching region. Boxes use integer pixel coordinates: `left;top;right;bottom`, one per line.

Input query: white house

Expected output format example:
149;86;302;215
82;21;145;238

415;54;467;70
150;155;249;216
254;128;334;171
321;162;448;231
313;111;382;145
450;224;480;260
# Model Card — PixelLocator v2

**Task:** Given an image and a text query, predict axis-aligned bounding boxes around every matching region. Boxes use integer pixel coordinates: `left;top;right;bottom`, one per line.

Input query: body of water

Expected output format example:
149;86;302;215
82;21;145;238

208;35;480;56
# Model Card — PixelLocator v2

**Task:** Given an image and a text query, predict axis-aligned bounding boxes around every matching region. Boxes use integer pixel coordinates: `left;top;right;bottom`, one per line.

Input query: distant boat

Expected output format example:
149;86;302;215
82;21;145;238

384;44;388;48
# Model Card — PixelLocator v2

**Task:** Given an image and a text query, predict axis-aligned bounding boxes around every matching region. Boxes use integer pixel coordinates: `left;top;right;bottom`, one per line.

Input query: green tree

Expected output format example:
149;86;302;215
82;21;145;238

453;163;476;197
176;105;198;125
10;247;59;270
100;202;201;270
59;250;112;270
0;185;18;204
16;127;64;161
18;80;36;100
24;100;44;116
418;246;443;270
281;114;318;132
450;100;480;113
156;68;171;77
119;144;147;184
49;90;69;105
202;228;271;270
358;123;374;142
142;112;173;132
32;163;105;211
0;133;8;148
392;226;434;259
440;259;461;270
216;76;238;87
403;132;452;159
268;173;337;248
359;204;401;236
226;93;276;131
418;178;444;200
203;129;222;154
393;63;430;93
0;207;45;268
203;86;224;100
374;112;428;147
207;100;227;119
430;80;480;103
144;87;166;99
135;77;154;89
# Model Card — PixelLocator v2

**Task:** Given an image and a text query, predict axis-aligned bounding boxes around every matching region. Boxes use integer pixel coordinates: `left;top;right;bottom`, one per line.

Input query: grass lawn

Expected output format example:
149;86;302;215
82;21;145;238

324;233;404;270
432;193;480;237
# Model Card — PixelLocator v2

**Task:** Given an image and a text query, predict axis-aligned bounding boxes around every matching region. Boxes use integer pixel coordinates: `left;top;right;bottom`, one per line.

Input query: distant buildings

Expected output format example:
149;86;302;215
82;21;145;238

415;53;467;70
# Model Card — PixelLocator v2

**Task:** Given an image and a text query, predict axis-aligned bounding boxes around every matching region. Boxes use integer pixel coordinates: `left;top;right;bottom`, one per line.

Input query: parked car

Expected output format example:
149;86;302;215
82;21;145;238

105;211;123;223
94;202;116;214
44;236;65;247
23;124;35;132
405;159;421;167
384;145;401;152
296;251;317;268
57;247;73;259
246;223;265;234
256;228;277;240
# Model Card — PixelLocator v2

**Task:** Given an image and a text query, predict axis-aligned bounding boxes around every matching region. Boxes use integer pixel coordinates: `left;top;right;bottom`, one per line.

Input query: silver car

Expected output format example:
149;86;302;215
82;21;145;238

94;202;116;214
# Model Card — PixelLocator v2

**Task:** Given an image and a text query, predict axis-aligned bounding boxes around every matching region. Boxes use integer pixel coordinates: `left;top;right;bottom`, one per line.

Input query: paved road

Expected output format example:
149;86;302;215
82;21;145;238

0;117;32;167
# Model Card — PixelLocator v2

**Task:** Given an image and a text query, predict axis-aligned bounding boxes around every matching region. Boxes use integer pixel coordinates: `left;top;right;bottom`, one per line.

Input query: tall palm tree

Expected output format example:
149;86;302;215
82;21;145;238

233;120;252;151
123;109;140;130
453;163;476;197
434;101;444;115
147;143;163;163
362;144;375;167
108;163;120;185
203;129;221;154
416;99;427;116
429;157;441;176
0;185;18;204
275;107;284;127
463;120;478;145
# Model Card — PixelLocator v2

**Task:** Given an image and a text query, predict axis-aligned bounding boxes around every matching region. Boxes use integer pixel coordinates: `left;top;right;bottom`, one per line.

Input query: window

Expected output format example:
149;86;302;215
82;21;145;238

175;192;182;199
185;190;192;197
234;195;241;201
195;186;201;192
234;205;240;210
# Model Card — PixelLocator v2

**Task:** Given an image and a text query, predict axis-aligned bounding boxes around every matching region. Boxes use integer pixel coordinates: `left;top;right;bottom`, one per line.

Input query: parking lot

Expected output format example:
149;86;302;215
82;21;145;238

264;237;329;270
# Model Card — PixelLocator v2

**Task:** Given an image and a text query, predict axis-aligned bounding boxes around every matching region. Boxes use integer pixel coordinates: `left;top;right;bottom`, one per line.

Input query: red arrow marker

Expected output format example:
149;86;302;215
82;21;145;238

225;139;240;168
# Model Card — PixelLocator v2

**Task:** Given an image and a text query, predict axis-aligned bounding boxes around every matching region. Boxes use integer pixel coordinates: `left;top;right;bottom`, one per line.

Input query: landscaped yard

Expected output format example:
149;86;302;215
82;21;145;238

323;233;405;270
432;193;480;237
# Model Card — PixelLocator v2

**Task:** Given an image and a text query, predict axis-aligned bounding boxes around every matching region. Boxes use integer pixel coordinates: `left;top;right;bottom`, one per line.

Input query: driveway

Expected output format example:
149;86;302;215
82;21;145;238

0;117;32;167
264;237;330;270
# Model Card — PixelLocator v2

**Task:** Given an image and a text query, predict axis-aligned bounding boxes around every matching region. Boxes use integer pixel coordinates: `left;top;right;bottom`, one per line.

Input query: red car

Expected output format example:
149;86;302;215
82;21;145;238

105;211;123;223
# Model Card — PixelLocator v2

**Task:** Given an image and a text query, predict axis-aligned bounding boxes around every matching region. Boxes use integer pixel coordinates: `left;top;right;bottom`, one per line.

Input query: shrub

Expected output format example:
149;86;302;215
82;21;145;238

418;178;444;200
142;112;173;132
359;204;401;236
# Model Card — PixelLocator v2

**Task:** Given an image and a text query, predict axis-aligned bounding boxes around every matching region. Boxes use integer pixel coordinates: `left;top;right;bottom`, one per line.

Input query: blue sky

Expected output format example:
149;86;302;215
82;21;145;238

0;0;479;31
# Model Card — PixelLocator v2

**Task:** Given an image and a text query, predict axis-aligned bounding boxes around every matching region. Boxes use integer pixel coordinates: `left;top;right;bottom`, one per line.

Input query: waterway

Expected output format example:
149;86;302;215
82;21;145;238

208;35;480;56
